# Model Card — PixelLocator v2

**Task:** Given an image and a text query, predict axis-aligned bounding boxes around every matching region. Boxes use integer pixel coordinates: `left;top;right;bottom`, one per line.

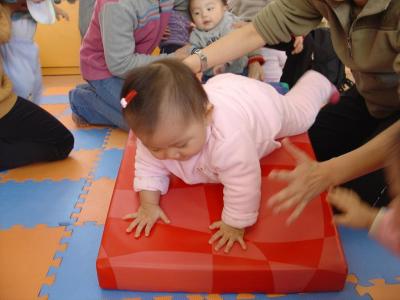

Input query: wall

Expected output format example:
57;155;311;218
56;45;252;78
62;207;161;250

35;1;81;75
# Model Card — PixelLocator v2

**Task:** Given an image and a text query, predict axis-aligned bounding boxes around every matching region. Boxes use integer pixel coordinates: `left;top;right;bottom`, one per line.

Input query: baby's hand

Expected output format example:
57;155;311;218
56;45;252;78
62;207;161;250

123;202;170;238
327;187;378;229
208;221;246;253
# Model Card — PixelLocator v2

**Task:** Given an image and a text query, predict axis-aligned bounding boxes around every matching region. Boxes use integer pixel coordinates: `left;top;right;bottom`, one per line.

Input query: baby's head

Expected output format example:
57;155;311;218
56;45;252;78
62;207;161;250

121;59;213;161
189;0;227;32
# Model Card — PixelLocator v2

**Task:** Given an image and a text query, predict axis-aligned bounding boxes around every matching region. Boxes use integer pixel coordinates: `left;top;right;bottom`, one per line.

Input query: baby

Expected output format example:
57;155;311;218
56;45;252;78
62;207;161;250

121;59;338;253
188;0;258;80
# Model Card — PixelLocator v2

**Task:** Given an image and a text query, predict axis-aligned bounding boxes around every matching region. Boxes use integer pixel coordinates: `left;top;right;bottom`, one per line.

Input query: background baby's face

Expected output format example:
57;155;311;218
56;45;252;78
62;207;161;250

190;0;226;31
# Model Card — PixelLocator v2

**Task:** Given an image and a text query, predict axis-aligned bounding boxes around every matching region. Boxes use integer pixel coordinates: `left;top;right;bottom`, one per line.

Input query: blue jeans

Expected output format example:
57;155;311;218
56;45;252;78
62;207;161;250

69;76;128;131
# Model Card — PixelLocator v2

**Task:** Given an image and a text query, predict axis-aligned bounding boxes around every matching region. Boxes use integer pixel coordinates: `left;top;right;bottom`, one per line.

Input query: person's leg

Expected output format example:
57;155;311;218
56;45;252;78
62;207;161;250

280;34;314;87
69;77;128;130
0;97;74;171
277;70;335;138
309;87;400;206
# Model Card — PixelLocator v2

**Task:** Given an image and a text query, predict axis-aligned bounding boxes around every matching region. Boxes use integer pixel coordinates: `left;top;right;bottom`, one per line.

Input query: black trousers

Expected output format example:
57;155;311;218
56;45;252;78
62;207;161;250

268;35;314;88
0;97;74;171
309;86;400;207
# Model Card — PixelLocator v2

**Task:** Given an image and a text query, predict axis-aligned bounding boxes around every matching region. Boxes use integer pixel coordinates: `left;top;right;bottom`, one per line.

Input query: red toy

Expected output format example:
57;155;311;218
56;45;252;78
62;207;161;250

97;133;347;293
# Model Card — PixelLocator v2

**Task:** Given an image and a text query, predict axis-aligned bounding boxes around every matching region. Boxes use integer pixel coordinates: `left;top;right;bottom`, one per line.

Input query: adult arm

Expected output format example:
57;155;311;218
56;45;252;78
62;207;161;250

184;0;321;73
268;120;400;223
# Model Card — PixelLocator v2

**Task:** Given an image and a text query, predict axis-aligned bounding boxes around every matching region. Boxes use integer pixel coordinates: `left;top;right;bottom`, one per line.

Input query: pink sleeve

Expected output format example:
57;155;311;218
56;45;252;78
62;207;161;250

134;139;170;195
213;131;262;229
369;204;400;256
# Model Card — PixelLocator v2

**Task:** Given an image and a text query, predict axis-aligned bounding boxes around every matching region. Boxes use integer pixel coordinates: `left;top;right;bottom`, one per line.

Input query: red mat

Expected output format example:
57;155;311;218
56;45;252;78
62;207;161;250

97;133;347;293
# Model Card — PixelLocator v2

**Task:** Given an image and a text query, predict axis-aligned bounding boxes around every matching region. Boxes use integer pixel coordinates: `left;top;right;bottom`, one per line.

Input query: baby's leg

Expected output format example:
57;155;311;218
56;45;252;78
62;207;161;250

277;70;338;138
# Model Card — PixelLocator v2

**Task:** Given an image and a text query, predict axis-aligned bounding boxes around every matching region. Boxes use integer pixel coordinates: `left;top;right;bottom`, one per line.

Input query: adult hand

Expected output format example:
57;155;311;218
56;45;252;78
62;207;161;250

327;187;378;229
268;138;332;224
208;220;246;253
291;36;304;55
123;202;170;238
248;61;265;81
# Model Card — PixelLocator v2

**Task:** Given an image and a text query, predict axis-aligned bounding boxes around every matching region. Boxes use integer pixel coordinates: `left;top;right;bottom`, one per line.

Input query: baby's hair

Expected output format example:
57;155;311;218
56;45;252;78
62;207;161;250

121;59;209;137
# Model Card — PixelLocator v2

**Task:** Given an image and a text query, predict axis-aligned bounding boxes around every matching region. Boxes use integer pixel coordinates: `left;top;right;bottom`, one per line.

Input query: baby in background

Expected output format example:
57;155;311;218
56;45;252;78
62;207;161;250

188;0;260;80
328;127;400;256
121;59;338;253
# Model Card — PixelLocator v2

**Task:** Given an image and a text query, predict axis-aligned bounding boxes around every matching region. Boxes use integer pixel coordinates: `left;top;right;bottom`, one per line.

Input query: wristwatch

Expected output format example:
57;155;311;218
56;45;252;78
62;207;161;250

192;48;208;72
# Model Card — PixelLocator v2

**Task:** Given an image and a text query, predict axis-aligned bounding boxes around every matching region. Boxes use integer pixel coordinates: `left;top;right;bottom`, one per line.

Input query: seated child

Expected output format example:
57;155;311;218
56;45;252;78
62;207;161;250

188;0;263;81
120;59;339;253
328;128;400;256
69;0;189;130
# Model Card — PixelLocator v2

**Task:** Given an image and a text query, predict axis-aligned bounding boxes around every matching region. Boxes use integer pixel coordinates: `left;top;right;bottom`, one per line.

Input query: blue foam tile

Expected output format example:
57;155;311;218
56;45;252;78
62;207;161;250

338;226;400;286
61;107;72;116
0;180;85;229
38;94;69;104
72;128;110;150
93;149;124;180
266;281;368;299
39;223;182;300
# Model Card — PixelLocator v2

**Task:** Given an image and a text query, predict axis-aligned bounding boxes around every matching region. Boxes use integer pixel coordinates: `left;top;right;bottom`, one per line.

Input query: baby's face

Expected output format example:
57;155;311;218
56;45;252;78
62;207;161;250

190;0;226;32
137;114;211;161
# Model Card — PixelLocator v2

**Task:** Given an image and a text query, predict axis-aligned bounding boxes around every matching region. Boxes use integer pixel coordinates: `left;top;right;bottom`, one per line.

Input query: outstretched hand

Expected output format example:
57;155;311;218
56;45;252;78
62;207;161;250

268;138;332;224
123;202;170;238
208;221;246;253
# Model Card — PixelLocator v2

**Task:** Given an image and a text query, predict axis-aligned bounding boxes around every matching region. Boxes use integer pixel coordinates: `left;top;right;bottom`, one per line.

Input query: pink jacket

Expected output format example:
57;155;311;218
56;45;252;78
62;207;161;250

134;72;333;228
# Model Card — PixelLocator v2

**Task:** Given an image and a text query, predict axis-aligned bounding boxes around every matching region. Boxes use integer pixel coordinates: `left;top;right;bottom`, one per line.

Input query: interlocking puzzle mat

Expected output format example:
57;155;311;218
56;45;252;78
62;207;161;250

0;83;399;299
97;133;347;293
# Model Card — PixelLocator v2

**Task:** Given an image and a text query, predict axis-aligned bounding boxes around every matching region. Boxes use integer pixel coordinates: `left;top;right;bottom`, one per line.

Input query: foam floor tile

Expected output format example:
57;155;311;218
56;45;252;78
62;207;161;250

38;94;69;104
39;223;162;300
0;149;101;182
0;180;85;228
93;149;124;180
58;113;106;131
356;278;400;299
104;128;129;150
41;103;70;117
338;226;400;286
73;178;116;225
72;128;110;150
0;225;70;300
